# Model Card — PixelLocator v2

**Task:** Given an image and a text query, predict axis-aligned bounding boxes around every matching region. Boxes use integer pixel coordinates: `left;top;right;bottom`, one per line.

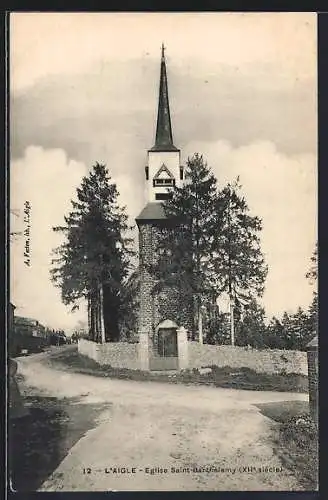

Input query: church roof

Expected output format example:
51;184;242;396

149;44;179;153
135;202;167;222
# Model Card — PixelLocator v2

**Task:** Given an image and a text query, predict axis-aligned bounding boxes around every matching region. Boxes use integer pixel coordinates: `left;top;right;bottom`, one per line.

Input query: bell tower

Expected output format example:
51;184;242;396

136;45;191;371
145;44;184;203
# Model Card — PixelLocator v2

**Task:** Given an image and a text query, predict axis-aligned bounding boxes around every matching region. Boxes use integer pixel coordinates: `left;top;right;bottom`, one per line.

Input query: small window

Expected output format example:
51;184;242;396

153;178;175;187
155;192;172;200
180;166;184;180
145;166;149;180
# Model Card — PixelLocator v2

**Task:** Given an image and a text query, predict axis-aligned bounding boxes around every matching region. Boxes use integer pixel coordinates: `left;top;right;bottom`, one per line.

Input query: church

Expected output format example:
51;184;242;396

136;45;193;371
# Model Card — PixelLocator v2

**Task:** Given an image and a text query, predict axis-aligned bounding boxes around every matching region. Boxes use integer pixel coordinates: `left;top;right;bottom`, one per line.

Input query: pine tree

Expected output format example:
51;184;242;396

206;312;230;345
154;153;220;340
153;156;267;345
119;268;140;340
306;242;318;285
306;242;318;341
235;299;266;348
213;178;268;345
294;307;312;349
51;163;135;342
264;317;285;349
281;308;309;350
308;293;318;337
281;311;294;348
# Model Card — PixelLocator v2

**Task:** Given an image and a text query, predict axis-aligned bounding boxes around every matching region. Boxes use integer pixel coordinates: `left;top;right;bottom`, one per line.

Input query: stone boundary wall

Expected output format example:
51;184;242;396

188;342;308;375
78;338;308;375
78;339;139;370
78;338;98;361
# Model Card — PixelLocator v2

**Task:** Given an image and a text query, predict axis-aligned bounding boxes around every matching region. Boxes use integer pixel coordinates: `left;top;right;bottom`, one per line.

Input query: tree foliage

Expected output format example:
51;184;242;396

51;163;135;341
156;153;218;293
196;243;318;351
306;242;318;341
306;242;318;285
152;154;267;340
149;154;219;336
235;299;267;348
118;267;140;340
213;178;268;304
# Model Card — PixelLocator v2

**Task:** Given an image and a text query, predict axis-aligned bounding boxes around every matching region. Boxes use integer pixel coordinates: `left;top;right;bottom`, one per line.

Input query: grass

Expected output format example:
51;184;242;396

256;400;318;490
278;414;318;490
262;402;318;491
46;346;308;393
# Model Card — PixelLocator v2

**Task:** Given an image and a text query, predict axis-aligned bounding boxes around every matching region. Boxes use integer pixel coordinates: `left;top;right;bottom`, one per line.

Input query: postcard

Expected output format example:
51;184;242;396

8;12;318;492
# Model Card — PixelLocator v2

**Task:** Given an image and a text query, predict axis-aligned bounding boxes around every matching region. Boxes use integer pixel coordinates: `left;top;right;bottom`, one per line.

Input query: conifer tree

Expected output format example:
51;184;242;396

306;242;318;284
119;268;140;339
153;153;220;340
154;155;267;345
51;163;135;342
213;178;268;345
235;299;266;348
265;317;285;349
306;242;318;340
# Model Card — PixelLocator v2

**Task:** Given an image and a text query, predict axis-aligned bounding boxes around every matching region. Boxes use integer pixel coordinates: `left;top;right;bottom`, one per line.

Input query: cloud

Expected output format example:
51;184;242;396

11;140;317;329
11;13;316;92
10;58;316;176
9;13;317;328
10;146;88;329
10;145;145;330
182;139;317;318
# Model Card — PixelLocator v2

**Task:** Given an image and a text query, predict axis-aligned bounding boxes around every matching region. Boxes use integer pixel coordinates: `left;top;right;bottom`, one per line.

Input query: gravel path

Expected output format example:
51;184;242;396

16;350;307;492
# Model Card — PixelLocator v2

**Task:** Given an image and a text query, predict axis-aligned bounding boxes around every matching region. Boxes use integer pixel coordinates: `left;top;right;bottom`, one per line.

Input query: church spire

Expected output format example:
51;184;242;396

150;44;178;152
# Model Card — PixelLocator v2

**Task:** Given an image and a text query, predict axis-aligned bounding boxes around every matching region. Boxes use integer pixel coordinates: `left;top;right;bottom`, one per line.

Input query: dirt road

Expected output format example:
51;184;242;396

16;349;308;491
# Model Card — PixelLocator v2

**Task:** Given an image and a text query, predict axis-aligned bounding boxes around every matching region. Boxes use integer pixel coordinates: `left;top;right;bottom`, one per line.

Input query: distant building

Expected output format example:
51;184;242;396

14;316;47;338
9;302;16;334
10;315;49;356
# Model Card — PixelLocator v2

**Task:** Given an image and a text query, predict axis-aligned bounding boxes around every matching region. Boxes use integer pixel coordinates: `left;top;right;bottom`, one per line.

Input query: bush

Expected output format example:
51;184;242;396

278;412;318;490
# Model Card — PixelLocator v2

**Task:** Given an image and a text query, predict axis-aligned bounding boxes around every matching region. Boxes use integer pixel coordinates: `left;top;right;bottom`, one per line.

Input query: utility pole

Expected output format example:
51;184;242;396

99;253;106;344
199;304;207;344
87;294;91;339
198;307;203;344
99;280;105;344
230;295;235;346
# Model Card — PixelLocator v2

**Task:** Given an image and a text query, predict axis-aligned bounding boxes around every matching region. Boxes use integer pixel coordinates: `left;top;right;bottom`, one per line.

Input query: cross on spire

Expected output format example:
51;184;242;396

161;43;166;60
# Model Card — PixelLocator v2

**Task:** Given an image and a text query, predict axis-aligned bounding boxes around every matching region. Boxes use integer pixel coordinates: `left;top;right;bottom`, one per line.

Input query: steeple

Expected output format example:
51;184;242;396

150;44;179;152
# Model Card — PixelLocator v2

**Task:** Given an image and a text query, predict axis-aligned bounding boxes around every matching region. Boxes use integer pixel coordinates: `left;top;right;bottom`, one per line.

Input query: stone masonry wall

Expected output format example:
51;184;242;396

307;349;318;421
189;342;307;375
78;338;98;361
138;224;155;339
78;339;139;369
78;338;307;375
138;222;194;341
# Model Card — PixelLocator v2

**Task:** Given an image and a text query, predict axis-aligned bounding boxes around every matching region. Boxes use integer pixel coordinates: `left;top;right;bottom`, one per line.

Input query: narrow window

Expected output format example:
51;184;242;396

145;166;149;180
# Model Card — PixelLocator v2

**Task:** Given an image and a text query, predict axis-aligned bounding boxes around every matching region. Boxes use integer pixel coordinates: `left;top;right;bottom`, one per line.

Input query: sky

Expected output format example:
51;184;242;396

10;12;317;330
